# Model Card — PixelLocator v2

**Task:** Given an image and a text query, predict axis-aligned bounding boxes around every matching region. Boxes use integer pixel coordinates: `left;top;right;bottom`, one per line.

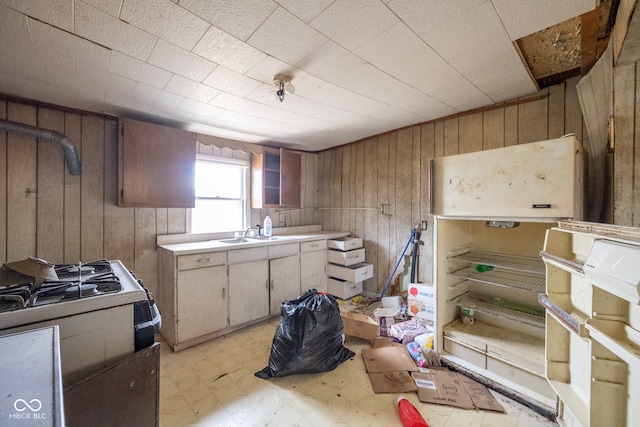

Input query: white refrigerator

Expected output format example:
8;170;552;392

540;221;640;426
430;135;584;417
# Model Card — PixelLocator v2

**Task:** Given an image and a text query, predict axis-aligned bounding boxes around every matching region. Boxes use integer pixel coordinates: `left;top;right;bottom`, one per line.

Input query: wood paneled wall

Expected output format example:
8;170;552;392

0;100;320;296
613;60;640;226
317;78;587;295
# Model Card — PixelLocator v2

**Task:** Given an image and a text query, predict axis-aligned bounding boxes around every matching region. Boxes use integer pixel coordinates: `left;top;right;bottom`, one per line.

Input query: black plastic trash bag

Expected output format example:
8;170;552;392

255;289;355;379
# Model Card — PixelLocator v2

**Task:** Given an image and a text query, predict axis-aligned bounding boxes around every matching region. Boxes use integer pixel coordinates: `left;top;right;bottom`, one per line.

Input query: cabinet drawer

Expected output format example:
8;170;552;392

301;240;327;253
328;237;363;251
177;252;226;270
268;243;299;258
228;247;268;264
327;248;365;266
327;262;373;282
327;278;362;299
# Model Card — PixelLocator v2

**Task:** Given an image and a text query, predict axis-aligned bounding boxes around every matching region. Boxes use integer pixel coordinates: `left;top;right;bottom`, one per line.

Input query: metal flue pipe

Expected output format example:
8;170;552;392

0;118;82;175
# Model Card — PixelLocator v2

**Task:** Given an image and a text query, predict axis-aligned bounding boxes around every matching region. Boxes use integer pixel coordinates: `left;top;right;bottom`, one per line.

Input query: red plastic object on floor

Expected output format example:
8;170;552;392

397;396;429;427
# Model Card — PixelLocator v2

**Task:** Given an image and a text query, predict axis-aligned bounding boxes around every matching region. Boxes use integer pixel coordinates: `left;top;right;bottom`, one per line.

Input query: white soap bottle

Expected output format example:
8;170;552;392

264;216;272;237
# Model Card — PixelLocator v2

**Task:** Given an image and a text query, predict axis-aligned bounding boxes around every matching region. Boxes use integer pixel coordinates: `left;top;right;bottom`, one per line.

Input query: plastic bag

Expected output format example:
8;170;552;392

255;289;355;379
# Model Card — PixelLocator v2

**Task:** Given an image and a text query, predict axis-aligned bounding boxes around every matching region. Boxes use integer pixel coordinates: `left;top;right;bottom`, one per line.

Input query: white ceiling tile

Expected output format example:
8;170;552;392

388;0;486;37
244;56;302;86
80;0;121;16
310;0;398;50
165;75;220;103
148;39;217;82
0;4;31;40
441;87;493;112
193;27;267;74
149;105;196;123
0;72;77;108
248;7;327;65
178;0;278;41
354;23;480;102
422;2;515;74
120;0;209;50
409;98;458;121
178;98;224;118
295;41;365;84
0;0;73;31
28;17;111;69
43;51;77;91
75;62;138;101
108;51;173;89
104;89;154;113
338;63;430;107
0;39;49;86
275;0;335;23
492;0;597;40
132;83;186;108
202;66;262;97
75;1;157;61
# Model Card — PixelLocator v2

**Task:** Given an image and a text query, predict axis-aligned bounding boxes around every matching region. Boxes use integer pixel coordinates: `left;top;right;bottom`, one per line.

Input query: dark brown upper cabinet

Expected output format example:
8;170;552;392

251;147;301;208
118;118;196;208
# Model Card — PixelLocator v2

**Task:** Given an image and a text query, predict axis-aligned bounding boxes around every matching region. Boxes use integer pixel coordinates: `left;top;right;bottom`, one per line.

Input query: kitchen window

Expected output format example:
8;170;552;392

191;155;249;233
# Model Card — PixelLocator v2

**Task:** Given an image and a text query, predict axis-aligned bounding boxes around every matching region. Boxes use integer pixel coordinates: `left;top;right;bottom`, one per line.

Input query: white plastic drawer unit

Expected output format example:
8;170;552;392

327;262;373;283
327;237;363;251
327;248;365;266
327;278;363;300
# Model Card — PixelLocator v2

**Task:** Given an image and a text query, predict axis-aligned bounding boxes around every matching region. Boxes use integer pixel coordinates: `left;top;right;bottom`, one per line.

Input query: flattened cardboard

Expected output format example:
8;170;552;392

367;372;418;393
362;347;420;373
341;311;379;341
362;347;420;393
412;368;504;412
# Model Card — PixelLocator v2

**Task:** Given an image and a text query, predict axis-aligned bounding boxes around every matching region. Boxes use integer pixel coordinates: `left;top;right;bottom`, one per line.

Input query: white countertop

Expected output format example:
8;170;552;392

158;231;350;255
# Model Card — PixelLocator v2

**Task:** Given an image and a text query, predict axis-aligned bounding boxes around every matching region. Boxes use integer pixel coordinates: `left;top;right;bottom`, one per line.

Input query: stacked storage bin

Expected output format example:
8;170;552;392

327;237;373;299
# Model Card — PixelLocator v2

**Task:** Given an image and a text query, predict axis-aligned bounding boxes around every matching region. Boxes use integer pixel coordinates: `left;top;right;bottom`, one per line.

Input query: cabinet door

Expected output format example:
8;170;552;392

280;148;301;207
176;266;228;343
270;254;301;315
228;260;269;327
251;147;300;208
301;250;327;293
118;118;196;208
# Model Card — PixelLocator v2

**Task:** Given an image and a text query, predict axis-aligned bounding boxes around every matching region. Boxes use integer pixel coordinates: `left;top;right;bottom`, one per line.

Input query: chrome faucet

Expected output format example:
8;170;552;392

242;226;252;237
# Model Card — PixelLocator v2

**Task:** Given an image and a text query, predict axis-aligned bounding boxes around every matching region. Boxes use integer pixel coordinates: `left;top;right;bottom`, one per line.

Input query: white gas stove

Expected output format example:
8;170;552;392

0;260;160;385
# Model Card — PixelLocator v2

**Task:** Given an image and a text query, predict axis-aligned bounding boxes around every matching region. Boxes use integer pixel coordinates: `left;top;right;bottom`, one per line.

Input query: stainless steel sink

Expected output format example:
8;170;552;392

218;238;249;244
246;235;277;240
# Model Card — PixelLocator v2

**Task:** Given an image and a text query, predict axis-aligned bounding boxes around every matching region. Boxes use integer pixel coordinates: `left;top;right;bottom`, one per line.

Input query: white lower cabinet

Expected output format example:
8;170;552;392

300;239;327;293
176;266;228;343
228;260;269;327
158;236;345;351
269;254;301;315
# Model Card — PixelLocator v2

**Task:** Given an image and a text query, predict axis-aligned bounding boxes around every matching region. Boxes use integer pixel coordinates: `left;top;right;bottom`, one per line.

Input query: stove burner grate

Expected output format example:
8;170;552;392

55;259;113;280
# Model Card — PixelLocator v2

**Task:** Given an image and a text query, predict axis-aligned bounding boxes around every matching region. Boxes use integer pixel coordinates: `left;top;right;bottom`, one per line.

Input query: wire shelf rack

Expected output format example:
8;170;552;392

450;251;545;275
451;266;546;293
456;292;546;329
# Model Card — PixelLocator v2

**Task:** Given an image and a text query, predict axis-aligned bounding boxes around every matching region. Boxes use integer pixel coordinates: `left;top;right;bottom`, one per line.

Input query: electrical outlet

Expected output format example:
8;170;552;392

421;220;428;230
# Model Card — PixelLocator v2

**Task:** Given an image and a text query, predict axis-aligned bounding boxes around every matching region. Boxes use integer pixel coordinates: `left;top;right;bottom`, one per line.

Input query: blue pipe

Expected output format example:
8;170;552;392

380;227;417;298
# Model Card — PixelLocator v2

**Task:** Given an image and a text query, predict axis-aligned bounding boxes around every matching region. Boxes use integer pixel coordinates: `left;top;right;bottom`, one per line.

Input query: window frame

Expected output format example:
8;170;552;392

188;154;251;234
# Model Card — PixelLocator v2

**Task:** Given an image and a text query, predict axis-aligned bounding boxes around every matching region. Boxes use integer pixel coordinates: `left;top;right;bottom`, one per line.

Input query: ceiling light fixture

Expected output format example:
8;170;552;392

270;74;295;103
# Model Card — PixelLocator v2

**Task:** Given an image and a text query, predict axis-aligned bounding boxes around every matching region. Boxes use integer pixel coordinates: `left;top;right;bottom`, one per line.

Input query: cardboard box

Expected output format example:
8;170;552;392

362;346;420;393
412;368;504;412
407;283;435;321
340;311;378;341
